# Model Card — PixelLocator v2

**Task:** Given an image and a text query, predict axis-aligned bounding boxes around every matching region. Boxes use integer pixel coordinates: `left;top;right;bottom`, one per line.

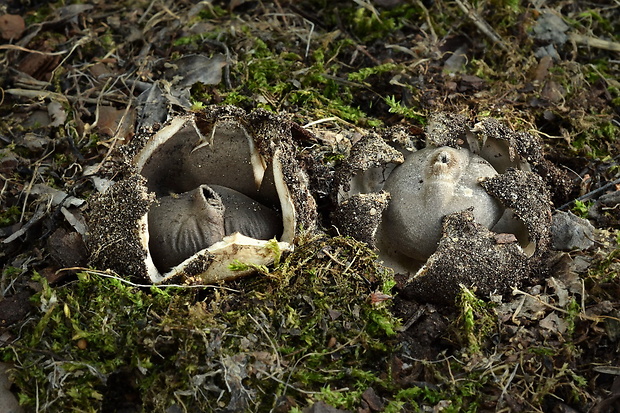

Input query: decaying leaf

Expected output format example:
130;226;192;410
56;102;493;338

0;14;25;40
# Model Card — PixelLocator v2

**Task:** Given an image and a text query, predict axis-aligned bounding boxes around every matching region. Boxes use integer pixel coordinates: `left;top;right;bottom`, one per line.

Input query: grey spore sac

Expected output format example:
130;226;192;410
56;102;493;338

148;184;282;271
380;146;502;261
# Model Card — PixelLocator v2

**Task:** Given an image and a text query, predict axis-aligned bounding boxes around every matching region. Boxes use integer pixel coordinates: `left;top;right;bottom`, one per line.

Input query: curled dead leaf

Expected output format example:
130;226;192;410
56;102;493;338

0;14;25;40
369;291;393;305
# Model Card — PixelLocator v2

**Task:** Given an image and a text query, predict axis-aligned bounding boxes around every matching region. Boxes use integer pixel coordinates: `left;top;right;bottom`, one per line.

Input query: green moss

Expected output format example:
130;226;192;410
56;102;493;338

382;369;486;412
571;120;619;158
179;7;415;127
351;8;397;42
385;95;425;123
99;33;116;51
228;259;269;274
210;32;384;125
0;205;20;227
348;63;400;83
609;87;620;106
317;386;364;410
583;59;612;84
197;4;228;20
332;3;422;42
2;272;179;410
173;35;197;47
456;287;497;354
2;237;399;411
571;199;593;218
576;10;614;34
585;235;620;284
496;0;521;13
24;3;56;25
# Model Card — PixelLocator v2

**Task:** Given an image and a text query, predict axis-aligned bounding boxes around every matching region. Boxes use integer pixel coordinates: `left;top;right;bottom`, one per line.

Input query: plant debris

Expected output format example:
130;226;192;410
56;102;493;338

0;0;618;412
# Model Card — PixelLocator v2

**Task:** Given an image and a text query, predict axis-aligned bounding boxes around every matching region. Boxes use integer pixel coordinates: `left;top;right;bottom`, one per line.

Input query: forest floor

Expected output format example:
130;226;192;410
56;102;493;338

0;1;619;412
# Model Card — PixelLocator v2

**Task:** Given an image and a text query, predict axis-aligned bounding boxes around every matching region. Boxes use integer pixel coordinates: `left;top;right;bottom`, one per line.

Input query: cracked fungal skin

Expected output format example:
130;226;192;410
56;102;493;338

331;192;390;248
405;208;532;304
87;175;155;281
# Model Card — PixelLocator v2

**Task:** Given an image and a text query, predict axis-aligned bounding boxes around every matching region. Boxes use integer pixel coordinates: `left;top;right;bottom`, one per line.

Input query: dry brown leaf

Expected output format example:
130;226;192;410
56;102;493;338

96;106;135;141
539;312;568;335
17;53;61;81
0;14;25;40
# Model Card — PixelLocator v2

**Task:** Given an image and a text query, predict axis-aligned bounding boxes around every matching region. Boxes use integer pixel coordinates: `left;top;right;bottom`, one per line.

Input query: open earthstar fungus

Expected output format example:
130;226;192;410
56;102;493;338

333;113;557;304
87;107;557;304
86;106;317;284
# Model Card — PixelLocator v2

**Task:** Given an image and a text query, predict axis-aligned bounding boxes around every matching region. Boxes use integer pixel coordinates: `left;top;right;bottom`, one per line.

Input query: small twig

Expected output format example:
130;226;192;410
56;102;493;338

304;18;314;59
511;287;620;322
445;356;456;385
454;0;509;52
5;88;120;105
69;269;242;292
511;294;527;325
354;44;382;65
0;44;67;55
341;254;357;277
352;0;381;21
6;89;69;104
273;0;288;25
322;247;346;266
49;35;94;84
570;33;620;52
414;0;437;43
138;0;157;24
403;353;466;366
303;117;339;128
35;380;39;413
557;177;620;210
499;363;520;404
283;327;367;395
512;287;576;316
20;162;43;223
399;305;426;332
248;313;282;370
252;366;318;395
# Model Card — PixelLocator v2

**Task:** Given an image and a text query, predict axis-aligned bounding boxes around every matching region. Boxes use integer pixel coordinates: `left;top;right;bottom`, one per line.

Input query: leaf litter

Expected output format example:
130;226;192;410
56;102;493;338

0;0;619;412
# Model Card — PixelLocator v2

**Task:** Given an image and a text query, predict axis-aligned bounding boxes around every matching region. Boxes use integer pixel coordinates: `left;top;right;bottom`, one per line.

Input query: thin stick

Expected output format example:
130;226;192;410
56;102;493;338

414;0;437;43
0;44;67;55
570;33;620;52
511;287;620;322
499;363;520;404
248;313;282;370
454;0;508;52
557;177;620;210
67;269;242;292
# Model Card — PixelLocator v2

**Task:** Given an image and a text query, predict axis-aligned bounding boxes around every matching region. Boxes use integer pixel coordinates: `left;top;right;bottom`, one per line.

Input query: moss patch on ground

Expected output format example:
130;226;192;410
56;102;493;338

2;236;399;411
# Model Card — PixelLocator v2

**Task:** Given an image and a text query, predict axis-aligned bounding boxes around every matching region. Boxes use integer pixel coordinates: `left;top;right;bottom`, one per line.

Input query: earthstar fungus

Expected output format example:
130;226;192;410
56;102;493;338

333;113;555;304
86;107;556;302
379;145;503;261
87;106;317;284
